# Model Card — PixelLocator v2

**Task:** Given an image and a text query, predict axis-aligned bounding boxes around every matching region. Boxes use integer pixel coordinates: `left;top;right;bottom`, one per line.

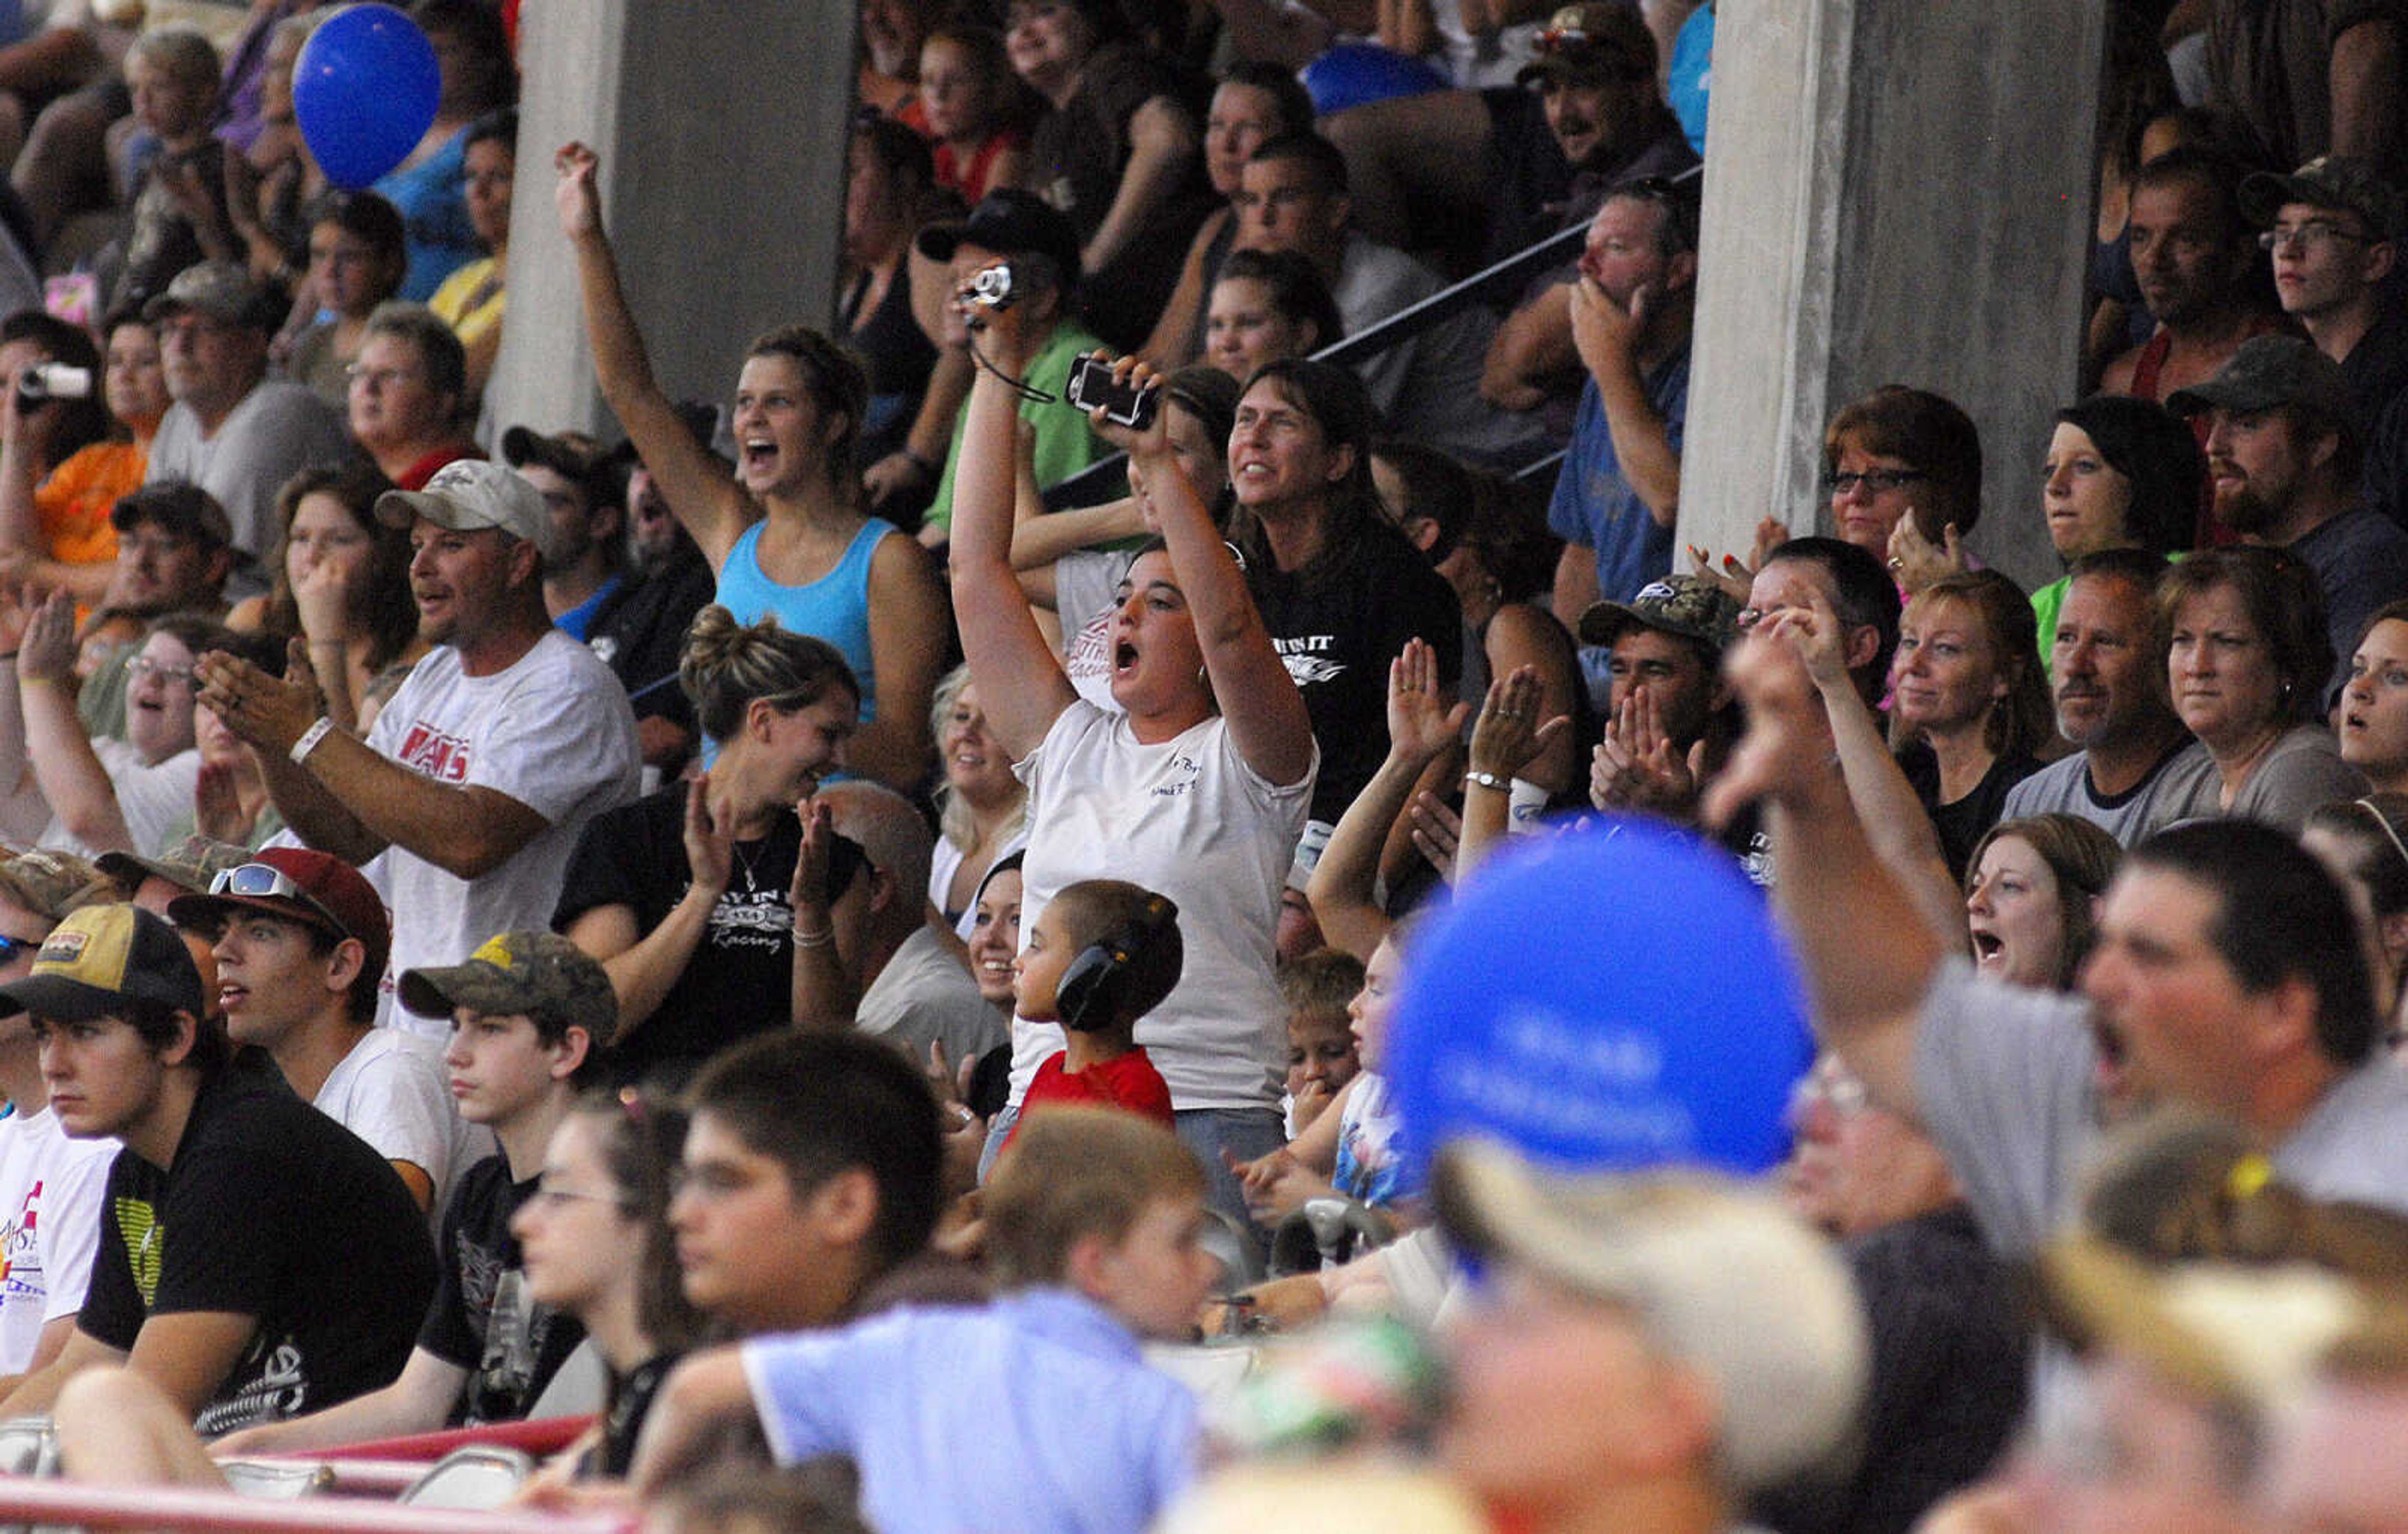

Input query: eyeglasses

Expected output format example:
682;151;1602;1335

209;862;346;935
1823;468;1926;496
2258;221;2377;254
129;656;196;685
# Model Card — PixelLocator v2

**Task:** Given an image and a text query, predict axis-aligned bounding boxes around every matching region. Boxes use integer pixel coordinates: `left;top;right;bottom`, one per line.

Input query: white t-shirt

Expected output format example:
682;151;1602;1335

1011;702;1315;1111
364;632;641;1035
0;1104;117;1373
315;1027;494;1223
38;737;199;859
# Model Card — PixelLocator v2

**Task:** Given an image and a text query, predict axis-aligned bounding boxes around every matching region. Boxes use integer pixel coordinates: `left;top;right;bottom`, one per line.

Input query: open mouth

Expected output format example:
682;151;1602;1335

1114;640;1139;674
742;441;777;475
217;983;249;1010
1968;928;2004;966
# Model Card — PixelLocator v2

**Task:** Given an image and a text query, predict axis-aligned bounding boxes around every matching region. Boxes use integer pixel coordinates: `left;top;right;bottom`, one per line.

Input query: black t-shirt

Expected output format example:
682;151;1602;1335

1898;745;2044;885
1028;40;1215;350
1249;519;1464;825
588;546;717;739
553;786;871;1087
80;1053;438;1436
416;1155;586;1426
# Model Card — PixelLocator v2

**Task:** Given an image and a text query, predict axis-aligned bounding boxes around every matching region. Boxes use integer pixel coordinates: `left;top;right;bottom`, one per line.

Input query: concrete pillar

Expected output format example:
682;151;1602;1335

1680;0;2108;591
488;0;859;441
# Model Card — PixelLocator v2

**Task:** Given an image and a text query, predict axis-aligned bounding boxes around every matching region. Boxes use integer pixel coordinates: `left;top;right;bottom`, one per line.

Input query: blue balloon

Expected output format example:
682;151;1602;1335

1302;44;1449;117
1386;819;1812;1180
293;4;441;191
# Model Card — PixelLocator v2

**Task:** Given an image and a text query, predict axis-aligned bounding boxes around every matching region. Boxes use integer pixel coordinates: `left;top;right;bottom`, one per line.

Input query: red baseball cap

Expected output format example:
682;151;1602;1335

167;848;391;980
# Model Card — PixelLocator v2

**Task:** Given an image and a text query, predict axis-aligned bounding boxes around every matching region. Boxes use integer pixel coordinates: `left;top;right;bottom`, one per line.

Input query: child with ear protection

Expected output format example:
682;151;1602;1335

1001;879;1181;1151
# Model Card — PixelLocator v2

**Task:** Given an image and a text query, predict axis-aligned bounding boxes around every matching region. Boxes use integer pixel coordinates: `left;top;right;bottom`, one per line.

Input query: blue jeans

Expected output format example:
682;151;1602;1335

1175;1106;1288;1235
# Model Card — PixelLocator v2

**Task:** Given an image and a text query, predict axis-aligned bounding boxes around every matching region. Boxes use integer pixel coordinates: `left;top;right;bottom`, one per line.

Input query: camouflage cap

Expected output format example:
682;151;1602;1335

0;848;114;923
141;260;282;330
398;929;618;1050
2165;335;2357;438
2239;155;2405;240
97;835;253;903
1515;3;1656;87
1577;574;1742;654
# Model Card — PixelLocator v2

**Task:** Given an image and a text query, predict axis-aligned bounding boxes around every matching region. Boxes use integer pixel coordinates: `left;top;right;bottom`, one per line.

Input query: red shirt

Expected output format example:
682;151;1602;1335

1007;1045;1175;1150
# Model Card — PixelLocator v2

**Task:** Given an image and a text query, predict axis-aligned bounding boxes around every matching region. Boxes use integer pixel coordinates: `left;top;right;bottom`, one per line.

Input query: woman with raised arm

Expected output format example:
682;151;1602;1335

554;142;946;792
948;278;1315;1217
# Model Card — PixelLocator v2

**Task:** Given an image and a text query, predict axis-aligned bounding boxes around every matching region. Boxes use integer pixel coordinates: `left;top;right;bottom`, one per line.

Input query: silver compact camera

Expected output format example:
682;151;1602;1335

15;362;91;408
966;263;1017;311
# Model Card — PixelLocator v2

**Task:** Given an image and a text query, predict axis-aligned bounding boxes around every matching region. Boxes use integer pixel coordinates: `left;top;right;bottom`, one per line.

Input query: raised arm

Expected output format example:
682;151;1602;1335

1114;361;1314;786
1307;640;1466;959
553;142;751;571
1571;277;1680;529
17;591;134;852
946;298;1080;760
1455;666;1568;881
1135;211;1225;369
848;534;947;791
1703;628;1941;1118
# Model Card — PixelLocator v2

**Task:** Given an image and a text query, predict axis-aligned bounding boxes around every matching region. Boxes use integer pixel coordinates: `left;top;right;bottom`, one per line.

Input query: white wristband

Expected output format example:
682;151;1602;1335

290;717;336;763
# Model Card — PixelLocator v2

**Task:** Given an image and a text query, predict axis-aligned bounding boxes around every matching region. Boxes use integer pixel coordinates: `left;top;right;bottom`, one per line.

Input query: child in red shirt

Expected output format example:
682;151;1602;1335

1006;879;1180;1145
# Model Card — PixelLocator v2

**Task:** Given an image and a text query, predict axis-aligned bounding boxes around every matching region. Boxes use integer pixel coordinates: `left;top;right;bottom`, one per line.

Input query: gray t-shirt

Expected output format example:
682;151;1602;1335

854;925;1008;1072
1999;741;2216;847
2158;725;2367;834
1913;956;2408;1260
147;378;351;573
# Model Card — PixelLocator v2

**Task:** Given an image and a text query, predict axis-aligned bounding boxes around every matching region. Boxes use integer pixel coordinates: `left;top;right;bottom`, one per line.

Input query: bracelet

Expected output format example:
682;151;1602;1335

1464;770;1512;793
290;716;336;763
791;924;834;949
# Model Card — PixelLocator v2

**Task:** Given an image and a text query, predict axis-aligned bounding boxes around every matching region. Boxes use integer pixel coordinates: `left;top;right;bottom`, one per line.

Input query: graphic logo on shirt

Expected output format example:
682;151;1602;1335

706;889;794;952
1274;635;1344;688
396;722;473;784
194;1337;308;1437
113;1195;162;1306
1;1178;43;1299
589;636;620;667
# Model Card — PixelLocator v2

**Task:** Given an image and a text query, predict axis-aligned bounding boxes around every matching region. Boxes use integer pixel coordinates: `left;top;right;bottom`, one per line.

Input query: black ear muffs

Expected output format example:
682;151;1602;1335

1054;894;1178;1033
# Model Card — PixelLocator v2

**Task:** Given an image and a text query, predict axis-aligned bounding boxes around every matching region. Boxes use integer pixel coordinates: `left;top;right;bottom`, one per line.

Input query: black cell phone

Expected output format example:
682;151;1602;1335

1064;354;1159;431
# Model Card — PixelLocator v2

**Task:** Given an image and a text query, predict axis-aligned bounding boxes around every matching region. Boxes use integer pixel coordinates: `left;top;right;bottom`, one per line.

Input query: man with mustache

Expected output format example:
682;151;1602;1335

2169;334;2408;690
2003;549;2215;845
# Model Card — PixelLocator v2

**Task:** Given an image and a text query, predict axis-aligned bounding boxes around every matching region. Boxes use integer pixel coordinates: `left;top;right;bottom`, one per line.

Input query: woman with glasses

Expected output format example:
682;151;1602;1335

2162;547;2365;830
512;1091;707;1482
556;606;872;1091
1822;385;1984;588
344;302;477;490
10;601;233;858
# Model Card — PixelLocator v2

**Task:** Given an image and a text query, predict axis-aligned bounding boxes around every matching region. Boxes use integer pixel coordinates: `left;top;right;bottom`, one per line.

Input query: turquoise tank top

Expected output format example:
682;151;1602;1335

714;518;890;722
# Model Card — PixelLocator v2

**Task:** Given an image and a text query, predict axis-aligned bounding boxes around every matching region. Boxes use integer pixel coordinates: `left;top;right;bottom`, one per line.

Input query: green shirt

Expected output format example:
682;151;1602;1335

924;320;1109;539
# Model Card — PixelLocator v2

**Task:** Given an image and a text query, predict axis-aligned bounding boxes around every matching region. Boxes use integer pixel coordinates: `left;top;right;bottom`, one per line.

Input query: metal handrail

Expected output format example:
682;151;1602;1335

1041;219;1591;509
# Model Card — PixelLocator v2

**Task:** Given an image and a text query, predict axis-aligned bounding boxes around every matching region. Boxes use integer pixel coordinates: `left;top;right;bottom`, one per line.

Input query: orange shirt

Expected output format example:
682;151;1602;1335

35;440;147;567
